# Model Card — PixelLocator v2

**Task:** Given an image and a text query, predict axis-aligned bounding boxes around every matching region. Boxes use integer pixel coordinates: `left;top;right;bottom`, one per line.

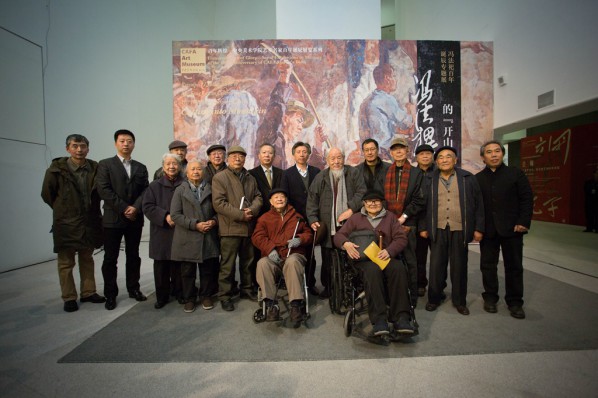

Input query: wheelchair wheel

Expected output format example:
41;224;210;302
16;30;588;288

343;308;354;337
329;250;346;314
253;308;266;323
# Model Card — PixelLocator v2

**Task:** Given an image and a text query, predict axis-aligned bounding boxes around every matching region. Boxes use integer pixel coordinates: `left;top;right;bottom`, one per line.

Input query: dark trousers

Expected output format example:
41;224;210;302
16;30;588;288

218;236;254;298
181;258;219;301
480;234;524;307
102;225;143;298
428;228;468;306
358;259;410;324
415;234;431;288
153;260;182;303
320;247;334;290
402;226;418;302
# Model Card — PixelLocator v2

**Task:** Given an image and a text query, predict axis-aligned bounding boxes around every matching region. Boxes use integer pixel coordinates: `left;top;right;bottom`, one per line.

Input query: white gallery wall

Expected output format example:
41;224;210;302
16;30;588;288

395;0;598;130
0;0;379;271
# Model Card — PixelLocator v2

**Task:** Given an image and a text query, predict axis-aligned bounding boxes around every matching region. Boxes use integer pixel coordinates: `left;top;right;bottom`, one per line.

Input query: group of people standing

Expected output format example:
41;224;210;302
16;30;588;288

42;130;533;336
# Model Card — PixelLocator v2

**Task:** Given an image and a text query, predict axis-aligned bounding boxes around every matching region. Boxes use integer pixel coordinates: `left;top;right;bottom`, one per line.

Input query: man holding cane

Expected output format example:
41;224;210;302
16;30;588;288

252;188;313;327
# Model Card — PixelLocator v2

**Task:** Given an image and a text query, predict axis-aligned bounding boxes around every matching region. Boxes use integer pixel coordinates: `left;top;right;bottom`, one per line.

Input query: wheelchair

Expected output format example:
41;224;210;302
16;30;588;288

330;249;419;345
252;262;310;328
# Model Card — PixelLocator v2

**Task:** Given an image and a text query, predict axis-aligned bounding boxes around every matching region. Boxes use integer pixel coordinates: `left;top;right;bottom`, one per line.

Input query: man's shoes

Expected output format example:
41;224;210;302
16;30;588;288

372;320;390;336
307;286;320;296
417;287;426;297
266;303;280;321
63;300;79;312
394;316;414;335
154;300;168;309
290;305;303;328
105;297;116;310
509;305;526;319
454;304;470;315
201;297;214;310
240;290;258;302
425;302;439;312
128;290;147;302
221;298;235;312
183;300;196;313
80;293;106;303
319;288;331;299
483;302;498;313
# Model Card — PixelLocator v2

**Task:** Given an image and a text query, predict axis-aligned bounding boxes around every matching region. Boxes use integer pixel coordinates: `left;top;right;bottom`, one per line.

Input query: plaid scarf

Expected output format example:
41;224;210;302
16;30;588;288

384;161;411;216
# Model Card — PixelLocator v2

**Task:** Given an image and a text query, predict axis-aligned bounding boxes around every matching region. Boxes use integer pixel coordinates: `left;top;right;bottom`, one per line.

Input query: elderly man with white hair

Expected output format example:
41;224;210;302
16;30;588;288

306;147;366;298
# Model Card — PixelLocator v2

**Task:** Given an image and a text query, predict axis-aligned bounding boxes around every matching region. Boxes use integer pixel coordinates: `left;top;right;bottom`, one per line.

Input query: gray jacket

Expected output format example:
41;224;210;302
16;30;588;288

170;181;220;262
306;165;367;248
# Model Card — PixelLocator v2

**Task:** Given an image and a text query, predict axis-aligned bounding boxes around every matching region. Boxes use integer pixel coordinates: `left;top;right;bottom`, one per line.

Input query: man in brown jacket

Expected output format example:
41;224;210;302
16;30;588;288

212;145;263;311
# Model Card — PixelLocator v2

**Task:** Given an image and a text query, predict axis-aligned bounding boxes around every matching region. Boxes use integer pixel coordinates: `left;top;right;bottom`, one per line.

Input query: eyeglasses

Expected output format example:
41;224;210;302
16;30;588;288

364;199;382;205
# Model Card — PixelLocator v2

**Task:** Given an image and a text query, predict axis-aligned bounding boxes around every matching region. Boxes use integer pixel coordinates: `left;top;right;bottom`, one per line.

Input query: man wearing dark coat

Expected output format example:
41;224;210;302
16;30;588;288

383;137;425;306
420;146;484;316
307;147;366;297
281;142;321;295
96;129;149;310
249;143;283;292
41;134;105;312
476;140;533;319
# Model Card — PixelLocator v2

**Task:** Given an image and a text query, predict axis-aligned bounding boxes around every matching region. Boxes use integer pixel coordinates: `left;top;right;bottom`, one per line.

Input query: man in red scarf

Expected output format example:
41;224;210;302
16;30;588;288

383;137;425;306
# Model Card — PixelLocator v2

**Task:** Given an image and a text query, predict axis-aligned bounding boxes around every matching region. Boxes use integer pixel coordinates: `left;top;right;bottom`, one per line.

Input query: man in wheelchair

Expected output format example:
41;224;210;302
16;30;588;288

333;190;415;336
251;188;314;327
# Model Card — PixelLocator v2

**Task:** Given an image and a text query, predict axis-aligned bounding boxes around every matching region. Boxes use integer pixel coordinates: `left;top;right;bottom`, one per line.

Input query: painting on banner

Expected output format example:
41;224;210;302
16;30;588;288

172;40;493;172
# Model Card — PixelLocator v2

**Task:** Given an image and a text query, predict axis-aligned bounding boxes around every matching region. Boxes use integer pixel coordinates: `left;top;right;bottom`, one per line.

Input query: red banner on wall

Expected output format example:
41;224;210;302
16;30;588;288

521;129;572;223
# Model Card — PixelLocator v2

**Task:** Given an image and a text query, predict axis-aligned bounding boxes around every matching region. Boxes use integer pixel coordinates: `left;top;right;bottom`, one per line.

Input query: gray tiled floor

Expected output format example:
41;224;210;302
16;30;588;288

0;221;597;397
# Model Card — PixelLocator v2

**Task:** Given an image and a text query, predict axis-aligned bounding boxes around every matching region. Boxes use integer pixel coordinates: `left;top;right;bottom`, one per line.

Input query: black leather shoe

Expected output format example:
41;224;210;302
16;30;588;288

319;288;331;299
483;302;498;313
128;290;147;302
80;293;106;303
105;297;116;310
307;286;320;296
509;305;526;319
221;298;234;311
64;300;79;312
425;302;439;312
154;301;168;309
454;305;470;315
240;290;258;302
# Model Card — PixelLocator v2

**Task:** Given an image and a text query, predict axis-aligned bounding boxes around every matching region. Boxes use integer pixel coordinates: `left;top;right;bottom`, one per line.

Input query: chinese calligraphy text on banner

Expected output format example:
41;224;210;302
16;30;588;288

521;129;572;223
172;40;493;171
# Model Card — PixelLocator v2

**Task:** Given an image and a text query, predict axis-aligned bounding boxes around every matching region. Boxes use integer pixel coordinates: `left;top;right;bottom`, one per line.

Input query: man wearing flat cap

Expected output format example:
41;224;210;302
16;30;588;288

153;140;188;180
419;146;484;316
251;188;313;327
414;143;436;297
212;145;262;311
203;144;227;184
383;136;425;306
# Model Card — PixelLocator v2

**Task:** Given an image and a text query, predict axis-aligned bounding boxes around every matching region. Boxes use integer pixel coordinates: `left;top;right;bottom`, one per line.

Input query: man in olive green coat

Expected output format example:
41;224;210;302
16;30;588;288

212;145;262;311
41;134;105;312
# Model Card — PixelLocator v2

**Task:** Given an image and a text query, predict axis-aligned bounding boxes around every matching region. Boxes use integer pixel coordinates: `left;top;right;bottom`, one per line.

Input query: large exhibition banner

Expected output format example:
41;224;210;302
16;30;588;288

172;40;493;171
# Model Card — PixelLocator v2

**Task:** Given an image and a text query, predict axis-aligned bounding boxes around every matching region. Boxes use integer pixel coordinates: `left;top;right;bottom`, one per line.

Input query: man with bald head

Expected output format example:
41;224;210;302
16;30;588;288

306;148;366;297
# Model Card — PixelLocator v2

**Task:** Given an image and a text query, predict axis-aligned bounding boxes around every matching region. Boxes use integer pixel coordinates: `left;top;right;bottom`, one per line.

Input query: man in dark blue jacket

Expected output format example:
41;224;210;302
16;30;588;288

476;140;533;319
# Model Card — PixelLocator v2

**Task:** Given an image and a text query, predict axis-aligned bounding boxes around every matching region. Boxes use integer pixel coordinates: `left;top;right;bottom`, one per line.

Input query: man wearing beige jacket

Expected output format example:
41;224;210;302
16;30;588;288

212;145;263;311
